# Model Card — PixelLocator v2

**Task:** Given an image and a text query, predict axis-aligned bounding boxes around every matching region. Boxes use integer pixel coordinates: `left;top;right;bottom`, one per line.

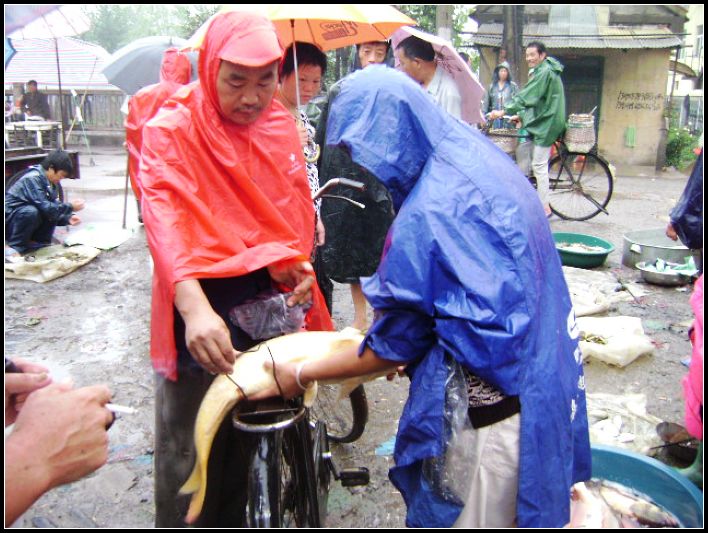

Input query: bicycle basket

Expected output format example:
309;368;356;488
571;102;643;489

564;114;596;153
488;128;518;154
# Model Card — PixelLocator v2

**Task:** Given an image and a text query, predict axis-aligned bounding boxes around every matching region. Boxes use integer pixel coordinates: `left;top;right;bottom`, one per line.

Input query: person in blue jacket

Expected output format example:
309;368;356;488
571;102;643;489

5;150;84;255
255;66;591;528
666;149;703;271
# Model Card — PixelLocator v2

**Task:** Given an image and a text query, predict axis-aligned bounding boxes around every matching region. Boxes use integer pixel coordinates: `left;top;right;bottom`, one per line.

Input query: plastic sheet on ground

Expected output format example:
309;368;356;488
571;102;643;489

4;244;101;283
63;223;134;251
586;392;663;454
563;266;647;316
577;316;655;367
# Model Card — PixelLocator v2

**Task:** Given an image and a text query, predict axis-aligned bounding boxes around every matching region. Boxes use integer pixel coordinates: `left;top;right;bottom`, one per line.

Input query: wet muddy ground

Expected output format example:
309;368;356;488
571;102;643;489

5;159;699;528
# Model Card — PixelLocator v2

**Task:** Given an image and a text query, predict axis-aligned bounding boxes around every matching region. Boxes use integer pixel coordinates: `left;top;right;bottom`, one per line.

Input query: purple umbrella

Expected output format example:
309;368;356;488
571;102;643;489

391;26;485;124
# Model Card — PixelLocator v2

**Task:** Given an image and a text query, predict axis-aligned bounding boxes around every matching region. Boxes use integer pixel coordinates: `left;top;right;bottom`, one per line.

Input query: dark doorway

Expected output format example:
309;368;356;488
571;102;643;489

557;56;604;129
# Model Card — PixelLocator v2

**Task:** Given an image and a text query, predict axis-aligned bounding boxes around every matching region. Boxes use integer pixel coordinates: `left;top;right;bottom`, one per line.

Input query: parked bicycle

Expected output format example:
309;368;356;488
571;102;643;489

229;178;372;527
484;115;614;221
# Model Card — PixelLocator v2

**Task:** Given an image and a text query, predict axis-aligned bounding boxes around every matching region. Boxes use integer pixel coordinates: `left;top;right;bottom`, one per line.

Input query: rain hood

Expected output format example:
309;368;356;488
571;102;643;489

125;47;192;201
326;65;591;527
139;12;332;381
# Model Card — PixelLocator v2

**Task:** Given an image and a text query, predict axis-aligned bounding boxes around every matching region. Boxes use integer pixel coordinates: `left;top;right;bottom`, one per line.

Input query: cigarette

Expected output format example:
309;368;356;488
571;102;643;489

106;403;136;415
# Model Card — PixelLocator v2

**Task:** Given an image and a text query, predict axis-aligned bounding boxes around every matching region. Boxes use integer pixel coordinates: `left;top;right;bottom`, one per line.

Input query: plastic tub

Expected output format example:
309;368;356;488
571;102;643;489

622;228;696;269
591;444;703;528
553;232;614;268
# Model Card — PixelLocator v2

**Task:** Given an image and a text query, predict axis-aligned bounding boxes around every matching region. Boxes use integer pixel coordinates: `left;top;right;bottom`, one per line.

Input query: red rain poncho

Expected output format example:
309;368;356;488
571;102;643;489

125;48;192;201
139;12;333;380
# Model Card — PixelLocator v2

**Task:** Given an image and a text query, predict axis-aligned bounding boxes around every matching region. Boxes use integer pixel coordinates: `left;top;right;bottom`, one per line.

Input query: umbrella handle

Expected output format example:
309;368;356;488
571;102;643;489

291;20;301;109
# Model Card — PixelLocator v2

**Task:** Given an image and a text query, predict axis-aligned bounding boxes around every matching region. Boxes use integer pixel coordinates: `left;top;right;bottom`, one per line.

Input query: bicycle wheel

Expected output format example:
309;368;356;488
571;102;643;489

245;425;317;528
310;384;368;443
548;151;613;221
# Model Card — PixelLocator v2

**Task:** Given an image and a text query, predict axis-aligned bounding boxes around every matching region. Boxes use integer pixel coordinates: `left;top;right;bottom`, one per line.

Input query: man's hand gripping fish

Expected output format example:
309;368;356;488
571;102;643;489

180;329;378;524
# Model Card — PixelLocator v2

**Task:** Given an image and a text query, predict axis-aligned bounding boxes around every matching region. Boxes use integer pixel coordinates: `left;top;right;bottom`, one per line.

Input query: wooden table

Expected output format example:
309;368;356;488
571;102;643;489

5;120;63;149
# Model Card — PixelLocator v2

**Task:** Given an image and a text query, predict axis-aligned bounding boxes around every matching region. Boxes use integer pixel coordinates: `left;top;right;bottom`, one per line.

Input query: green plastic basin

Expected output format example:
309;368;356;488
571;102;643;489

553;232;615;268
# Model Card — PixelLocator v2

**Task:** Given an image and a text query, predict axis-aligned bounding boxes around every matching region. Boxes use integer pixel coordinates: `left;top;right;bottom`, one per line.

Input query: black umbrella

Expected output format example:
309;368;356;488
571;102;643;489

102;36;198;95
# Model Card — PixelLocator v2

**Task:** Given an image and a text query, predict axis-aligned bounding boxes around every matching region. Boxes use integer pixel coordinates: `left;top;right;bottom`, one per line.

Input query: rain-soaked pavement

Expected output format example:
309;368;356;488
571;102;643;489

5;146;700;527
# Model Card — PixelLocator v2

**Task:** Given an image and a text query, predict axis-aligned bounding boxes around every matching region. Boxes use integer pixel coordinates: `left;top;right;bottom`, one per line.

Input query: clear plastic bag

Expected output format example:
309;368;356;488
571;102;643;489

228;289;312;341
421;357;474;505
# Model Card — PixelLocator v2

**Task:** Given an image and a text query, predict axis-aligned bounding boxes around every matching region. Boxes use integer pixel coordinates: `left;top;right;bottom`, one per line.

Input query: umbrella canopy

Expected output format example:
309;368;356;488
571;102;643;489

184;4;415;52
5;38;17;68
391;26;485;124
5;4;90;39
4;37;117;91
102;36;197;95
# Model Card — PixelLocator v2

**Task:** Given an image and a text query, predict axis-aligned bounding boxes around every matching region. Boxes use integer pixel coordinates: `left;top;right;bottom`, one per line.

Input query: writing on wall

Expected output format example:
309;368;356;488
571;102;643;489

615;91;664;112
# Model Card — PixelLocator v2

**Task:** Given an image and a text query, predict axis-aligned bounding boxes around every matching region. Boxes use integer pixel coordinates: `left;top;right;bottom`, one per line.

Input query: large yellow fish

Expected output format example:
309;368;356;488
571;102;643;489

180;328;379;524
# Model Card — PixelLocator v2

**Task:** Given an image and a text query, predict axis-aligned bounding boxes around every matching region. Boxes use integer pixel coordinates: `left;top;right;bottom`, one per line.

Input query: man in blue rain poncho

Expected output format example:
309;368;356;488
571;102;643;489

256;66;591;528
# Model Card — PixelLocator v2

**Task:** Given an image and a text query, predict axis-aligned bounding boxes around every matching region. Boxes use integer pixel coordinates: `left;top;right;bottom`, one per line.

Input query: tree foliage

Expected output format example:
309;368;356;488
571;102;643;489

80;5;219;53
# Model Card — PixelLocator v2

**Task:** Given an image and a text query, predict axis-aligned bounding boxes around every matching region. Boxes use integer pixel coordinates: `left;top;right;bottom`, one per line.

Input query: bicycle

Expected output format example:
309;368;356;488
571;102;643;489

229;179;373;527
308;177;370;444
484;116;614;221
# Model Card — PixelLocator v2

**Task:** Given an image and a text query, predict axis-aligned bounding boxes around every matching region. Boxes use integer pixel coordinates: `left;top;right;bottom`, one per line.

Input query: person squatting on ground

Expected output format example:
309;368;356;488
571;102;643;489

125;47;192;205
489;41;566;217
315;40;395;332
137;11;332;526
253;66;591;528
5;150;84;255
5;358;113;525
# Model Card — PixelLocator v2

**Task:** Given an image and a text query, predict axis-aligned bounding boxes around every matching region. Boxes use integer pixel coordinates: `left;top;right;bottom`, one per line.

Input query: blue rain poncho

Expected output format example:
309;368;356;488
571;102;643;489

326;66;591;528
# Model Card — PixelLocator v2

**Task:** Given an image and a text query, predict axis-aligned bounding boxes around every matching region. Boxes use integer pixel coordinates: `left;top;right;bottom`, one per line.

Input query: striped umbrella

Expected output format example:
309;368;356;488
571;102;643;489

6;5;92;145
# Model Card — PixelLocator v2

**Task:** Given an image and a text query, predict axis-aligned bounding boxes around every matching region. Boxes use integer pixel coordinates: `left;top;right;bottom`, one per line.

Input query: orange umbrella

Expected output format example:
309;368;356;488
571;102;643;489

184;4;415;52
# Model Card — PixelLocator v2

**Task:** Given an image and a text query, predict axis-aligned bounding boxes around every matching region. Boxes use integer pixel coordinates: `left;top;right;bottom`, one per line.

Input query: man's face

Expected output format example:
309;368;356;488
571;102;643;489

525;47;546;69
28;83;38;94
216;60;279;125
46;168;69;184
397;50;423;84
358;43;388;68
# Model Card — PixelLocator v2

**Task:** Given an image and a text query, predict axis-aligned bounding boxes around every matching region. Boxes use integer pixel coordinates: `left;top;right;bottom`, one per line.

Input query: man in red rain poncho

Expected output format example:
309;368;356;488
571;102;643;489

124;47;191;204
138;11;333;526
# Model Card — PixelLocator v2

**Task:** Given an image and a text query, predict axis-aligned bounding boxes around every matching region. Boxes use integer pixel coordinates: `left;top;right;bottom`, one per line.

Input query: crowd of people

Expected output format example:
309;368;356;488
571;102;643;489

4;9;702;529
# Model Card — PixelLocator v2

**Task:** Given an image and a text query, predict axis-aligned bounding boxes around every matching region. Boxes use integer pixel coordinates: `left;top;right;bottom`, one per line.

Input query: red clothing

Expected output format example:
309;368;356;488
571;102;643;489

684;275;703;439
125;48;191;201
140;12;332;380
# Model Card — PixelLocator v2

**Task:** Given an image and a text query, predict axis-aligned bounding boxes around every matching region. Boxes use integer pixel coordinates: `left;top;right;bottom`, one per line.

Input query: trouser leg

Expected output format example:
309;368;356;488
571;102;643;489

452;413;520;528
154;369;250;528
531;144;551;210
5;205;54;254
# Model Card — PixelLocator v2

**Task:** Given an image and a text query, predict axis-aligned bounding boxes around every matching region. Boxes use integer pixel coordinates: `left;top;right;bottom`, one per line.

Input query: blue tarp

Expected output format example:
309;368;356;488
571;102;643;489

326;66;591;527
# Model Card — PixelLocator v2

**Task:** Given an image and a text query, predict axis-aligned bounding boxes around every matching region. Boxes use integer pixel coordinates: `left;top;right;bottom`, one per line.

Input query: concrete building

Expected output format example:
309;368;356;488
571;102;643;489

469;5;689;172
667;4;703;134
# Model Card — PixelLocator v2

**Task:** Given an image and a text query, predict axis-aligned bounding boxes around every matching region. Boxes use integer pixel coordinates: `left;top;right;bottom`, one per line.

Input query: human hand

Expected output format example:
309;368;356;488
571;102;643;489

509;115;521;125
296;122;308;148
184;308;238;375
267;260;315;307
488;110;504;121
386;365;407;381
315;218;326;247
70;199;85;211
5;359;52;426
68;215;81;226
665;222;678;241
249;360;307;402
10;383;113;490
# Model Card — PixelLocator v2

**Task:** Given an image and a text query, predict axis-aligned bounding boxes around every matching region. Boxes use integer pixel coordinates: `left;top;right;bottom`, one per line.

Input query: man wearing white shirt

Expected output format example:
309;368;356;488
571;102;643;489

396;35;462;119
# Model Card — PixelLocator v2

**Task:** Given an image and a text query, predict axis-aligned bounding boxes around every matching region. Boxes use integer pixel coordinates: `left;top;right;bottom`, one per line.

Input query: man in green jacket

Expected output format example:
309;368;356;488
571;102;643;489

489;41;565;217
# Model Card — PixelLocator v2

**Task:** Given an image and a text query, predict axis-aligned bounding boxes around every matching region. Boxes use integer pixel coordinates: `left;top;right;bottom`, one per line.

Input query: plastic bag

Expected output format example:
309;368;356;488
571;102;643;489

577;316;654;367
228;289;312;341
421;357;474;505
